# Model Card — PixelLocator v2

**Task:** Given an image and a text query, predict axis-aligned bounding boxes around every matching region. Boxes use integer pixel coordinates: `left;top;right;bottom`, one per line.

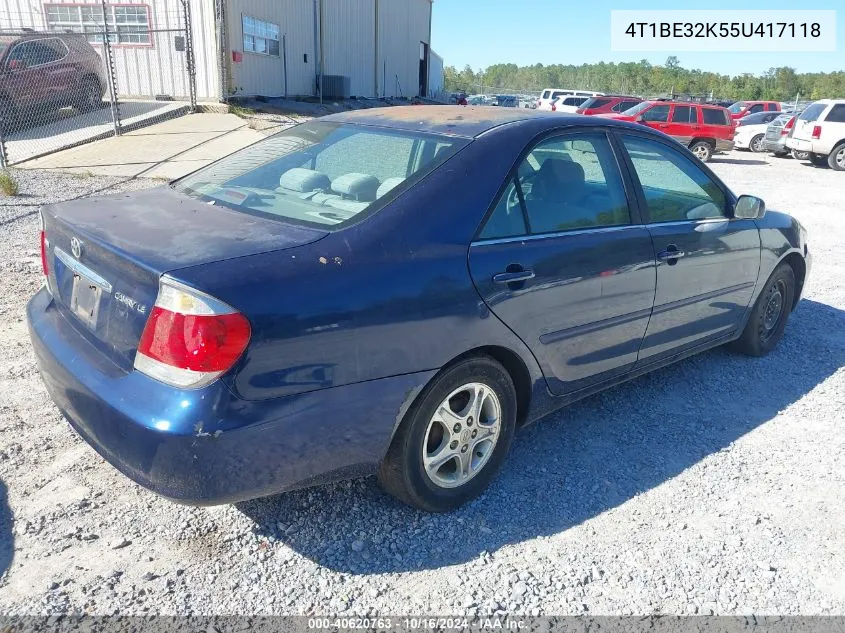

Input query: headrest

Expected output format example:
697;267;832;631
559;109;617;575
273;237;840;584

279;168;330;193
377;177;405;198
331;173;380;200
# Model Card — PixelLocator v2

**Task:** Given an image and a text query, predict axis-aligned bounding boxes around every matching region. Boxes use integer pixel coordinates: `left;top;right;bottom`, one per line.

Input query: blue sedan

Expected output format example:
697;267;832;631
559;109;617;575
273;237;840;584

28;106;810;511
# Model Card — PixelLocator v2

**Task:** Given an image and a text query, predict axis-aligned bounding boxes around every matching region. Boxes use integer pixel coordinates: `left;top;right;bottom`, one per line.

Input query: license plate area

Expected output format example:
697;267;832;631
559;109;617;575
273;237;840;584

70;273;102;329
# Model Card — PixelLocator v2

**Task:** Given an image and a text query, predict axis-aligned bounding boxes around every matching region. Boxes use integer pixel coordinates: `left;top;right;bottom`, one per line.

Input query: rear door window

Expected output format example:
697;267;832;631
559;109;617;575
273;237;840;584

825;104;845;122
702;108;729;125
671;105;694;123
541;90;551;100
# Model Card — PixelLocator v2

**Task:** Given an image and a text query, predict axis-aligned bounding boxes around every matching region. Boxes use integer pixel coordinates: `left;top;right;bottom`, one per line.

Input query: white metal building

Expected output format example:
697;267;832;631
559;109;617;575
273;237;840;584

223;0;434;99
1;0;437;101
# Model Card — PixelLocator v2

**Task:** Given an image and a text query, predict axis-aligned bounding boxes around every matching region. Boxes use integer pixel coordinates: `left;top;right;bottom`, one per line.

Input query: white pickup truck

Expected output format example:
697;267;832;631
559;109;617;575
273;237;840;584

786;99;845;171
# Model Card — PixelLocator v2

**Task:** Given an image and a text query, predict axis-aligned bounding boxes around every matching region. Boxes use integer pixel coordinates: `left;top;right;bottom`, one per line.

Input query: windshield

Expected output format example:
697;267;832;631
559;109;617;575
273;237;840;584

621;101;651;116
798;102;827;121
174;121;467;228
728;102;747;114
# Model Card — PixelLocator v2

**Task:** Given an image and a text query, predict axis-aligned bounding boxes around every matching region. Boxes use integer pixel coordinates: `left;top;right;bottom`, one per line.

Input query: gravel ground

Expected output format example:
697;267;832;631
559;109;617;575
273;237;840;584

1;152;844;616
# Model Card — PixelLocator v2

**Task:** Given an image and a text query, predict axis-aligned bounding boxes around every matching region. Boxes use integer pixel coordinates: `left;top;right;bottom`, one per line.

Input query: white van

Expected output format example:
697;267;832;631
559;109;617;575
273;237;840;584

537;89;603;111
786;99;845;171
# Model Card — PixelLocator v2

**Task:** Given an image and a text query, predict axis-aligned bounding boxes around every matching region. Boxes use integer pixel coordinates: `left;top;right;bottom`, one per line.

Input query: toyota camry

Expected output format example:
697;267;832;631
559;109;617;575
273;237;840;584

28;106;810;512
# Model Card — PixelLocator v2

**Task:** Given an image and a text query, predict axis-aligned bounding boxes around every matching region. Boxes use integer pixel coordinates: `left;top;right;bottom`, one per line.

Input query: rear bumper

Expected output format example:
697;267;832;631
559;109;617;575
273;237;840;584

763;137;787;153
786;138;813;152
28;288;434;505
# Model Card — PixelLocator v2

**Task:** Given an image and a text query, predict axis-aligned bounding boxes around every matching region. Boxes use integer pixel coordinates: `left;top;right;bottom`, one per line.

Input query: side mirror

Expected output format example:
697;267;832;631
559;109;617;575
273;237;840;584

734;195;766;220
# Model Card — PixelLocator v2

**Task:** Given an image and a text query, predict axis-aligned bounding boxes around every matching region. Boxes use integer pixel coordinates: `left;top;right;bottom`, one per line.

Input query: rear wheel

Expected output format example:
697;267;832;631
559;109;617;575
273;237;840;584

828;143;845;171
378;356;517;512
731;263;795;357
750;134;765;153
689;141;713;162
791;149;810;161
74;77;102;113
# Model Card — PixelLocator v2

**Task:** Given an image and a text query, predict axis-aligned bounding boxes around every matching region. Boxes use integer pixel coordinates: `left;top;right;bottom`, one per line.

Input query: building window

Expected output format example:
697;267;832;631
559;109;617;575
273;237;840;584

44;3;152;45
242;15;279;56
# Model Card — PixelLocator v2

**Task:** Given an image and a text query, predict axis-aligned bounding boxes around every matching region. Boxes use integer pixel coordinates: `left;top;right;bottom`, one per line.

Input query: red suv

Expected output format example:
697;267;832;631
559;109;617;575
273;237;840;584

576;95;643;116
600;100;735;161
727;100;781;119
0;32;107;130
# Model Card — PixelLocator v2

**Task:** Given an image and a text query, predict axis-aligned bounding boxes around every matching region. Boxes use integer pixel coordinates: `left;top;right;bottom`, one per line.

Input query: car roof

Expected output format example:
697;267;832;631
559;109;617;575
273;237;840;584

323;106;562;138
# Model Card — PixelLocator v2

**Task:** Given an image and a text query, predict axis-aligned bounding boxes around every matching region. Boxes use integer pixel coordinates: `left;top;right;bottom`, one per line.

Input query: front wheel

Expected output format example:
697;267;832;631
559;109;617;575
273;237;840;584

74;77;102;113
689;141;713;162
378;356;517;512
827;143;845;171
730;263;795;357
750;134;765;153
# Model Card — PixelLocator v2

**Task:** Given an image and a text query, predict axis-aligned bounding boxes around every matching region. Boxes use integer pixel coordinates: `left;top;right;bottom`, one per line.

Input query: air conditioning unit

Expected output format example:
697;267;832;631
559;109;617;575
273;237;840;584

321;75;351;99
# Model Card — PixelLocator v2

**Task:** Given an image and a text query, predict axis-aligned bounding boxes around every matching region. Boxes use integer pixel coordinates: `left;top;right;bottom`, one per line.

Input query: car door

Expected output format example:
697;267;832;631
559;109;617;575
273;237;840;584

666;104;697;145
36;38;75;106
3;41;48;109
468;131;656;395
639;103;671;133
618;133;761;363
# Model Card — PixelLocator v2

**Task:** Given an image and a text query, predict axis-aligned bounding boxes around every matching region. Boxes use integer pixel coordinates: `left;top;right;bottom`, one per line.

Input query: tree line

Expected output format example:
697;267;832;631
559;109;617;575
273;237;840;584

444;57;845;102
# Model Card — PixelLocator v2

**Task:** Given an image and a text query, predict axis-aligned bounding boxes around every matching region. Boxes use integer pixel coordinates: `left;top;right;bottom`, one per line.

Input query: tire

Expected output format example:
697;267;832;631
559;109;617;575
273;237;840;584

827;143;845;171
749;134;765;153
378;356;517;512
74;77;102;113
791;149;810;161
689;141;713;162
809;153;828;167
731;263;795;357
771;151;789;158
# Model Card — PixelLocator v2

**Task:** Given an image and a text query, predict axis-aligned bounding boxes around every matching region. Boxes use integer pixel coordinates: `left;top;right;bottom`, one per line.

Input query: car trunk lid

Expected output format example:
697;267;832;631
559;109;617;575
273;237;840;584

42;185;327;370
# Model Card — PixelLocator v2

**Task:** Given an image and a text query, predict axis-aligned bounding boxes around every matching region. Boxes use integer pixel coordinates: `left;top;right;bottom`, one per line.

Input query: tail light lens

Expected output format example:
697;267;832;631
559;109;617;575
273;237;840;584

781;116;796;136
39;211;51;292
812;125;822;139
551;103;556;111
134;277;251;389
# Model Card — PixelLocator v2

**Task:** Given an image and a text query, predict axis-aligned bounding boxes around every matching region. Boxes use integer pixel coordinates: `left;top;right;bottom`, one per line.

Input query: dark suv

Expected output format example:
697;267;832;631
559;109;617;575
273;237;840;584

0;31;107;129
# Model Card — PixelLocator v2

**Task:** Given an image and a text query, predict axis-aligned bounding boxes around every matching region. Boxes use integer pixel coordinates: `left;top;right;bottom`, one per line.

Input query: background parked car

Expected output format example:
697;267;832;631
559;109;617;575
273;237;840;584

786;99;845;171
733;110;783;152
551;95;590;113
764;113;810;160
537;88;603;111
600;100;735;161
576;95;643;115
728;100;781;119
0;32;107;130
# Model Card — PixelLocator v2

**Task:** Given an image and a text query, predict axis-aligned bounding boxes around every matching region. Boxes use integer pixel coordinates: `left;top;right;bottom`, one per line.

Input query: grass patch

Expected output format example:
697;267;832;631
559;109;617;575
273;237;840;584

0;170;19;197
228;104;257;118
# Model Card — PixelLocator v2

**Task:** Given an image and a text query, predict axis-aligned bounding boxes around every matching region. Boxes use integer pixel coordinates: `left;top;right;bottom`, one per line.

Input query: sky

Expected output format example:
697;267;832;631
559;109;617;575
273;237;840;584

431;0;843;77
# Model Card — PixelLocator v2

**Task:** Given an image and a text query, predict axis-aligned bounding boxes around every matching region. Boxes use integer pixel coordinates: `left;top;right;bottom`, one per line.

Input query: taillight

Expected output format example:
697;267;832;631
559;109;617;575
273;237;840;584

551;103;556;111
39;211;51;292
134;277;251;389
812;125;822;139
781;116;796;136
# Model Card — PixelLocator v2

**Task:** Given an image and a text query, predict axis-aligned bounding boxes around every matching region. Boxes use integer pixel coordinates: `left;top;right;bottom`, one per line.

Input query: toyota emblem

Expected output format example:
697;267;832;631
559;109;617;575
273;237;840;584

70;236;83;259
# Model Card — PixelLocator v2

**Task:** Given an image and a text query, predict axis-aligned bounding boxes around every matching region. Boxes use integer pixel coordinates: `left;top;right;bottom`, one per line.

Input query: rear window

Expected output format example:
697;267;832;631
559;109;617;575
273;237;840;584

825;104;845;122
581;97;612;109
799;103;827;121
702;108;729;125
541;90;551;100
174;121;467;229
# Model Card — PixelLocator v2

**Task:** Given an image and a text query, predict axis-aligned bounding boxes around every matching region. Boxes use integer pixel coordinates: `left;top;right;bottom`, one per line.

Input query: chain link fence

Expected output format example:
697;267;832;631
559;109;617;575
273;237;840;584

0;0;197;168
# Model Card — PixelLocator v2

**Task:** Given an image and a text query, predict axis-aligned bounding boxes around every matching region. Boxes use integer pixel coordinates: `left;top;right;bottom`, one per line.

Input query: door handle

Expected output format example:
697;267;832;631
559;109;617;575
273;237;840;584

493;269;535;284
657;246;686;261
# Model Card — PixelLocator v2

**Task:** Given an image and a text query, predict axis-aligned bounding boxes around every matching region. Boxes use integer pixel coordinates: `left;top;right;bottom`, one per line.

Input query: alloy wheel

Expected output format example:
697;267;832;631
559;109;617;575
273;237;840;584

422;382;501;489
836;147;845;169
692;144;709;160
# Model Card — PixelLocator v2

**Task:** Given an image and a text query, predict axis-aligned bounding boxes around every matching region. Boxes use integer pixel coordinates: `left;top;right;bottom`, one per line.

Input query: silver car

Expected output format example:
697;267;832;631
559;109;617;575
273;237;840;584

763;112;810;160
